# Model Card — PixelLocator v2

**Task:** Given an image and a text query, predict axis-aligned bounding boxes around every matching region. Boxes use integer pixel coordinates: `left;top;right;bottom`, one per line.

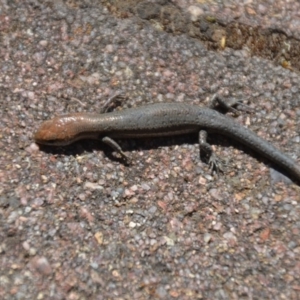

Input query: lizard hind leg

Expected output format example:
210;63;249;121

199;130;224;174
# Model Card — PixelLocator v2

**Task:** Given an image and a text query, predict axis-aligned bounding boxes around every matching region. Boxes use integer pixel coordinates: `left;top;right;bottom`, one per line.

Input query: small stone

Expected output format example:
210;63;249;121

204;233;212;244
94;232;104;245
187;6;204;22
31;257;52;275
129;221;137;228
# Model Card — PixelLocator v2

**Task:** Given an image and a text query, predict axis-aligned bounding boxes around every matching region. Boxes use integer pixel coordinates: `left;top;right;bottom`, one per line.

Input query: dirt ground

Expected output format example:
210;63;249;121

1;0;300;299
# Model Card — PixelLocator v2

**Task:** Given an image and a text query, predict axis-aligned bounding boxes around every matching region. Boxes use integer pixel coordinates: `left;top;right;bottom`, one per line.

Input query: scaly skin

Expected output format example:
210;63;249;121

34;103;300;183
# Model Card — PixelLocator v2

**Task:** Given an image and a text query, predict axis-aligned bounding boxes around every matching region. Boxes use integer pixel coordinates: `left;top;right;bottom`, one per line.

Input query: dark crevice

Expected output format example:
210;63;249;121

102;0;299;73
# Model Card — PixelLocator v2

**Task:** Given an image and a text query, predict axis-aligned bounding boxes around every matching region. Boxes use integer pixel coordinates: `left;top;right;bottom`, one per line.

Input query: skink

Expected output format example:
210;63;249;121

34;101;300;183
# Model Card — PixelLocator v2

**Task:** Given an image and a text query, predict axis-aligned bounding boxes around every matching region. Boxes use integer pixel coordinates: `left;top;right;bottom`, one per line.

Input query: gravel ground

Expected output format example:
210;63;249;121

1;0;300;299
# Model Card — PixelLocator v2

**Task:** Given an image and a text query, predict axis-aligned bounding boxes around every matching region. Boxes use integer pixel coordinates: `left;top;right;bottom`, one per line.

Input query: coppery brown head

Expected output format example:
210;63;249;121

34;116;77;146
